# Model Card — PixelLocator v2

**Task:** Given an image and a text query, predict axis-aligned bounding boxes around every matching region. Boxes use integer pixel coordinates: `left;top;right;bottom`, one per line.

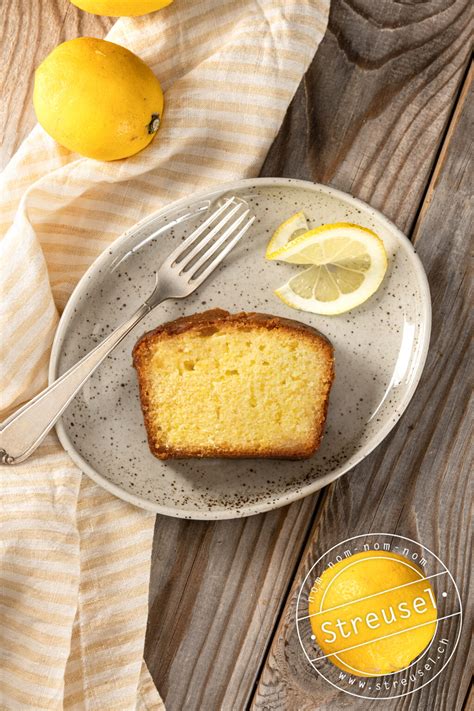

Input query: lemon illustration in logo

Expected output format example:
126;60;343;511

308;551;437;677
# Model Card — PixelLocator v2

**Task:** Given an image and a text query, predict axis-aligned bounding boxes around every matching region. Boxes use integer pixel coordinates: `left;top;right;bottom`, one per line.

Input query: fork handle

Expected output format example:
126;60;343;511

0;303;150;465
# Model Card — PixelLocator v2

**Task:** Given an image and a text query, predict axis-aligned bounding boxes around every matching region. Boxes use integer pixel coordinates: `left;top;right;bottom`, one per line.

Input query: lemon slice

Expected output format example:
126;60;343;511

274;223;387;315
265;211;309;259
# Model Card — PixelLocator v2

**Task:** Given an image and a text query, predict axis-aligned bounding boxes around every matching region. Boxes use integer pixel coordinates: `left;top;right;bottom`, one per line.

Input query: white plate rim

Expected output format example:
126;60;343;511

50;177;432;519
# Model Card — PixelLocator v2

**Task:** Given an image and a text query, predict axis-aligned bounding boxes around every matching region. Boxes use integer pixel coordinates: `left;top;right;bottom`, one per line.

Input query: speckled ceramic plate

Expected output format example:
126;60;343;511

50;178;431;519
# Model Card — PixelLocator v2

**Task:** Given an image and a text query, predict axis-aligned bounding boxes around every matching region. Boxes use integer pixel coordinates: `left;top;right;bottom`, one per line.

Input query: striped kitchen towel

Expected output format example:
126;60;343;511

0;0;329;707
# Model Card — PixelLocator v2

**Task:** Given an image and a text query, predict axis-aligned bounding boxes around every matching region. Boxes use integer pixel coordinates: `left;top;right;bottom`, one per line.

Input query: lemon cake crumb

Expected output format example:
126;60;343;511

133;309;334;459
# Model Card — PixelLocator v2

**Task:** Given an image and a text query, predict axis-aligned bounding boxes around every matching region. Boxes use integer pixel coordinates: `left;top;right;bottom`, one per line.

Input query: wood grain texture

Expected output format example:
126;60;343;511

464;683;474;711
252;65;473;711
0;0;113;168
260;0;472;234
145;497;319;710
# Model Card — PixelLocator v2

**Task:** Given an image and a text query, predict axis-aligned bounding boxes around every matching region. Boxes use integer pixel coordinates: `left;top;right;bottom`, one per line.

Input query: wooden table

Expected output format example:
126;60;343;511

2;2;472;709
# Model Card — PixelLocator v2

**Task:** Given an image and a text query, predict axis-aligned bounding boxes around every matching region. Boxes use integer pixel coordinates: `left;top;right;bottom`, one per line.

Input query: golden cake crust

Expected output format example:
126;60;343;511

132;309;335;460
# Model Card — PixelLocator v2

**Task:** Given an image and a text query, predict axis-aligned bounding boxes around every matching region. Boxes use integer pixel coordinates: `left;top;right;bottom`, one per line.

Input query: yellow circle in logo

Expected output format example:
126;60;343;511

308;551;437;677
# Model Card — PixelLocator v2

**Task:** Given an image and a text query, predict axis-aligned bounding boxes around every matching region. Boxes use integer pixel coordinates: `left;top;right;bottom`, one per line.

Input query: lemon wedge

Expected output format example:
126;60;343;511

265;211;309;259
273;223;388;315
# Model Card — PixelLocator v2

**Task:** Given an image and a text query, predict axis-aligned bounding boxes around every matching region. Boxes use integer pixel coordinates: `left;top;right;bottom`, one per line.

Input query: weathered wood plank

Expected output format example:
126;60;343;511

261;0;472;235
252;64;473;711
0;0;113;168
146;498;319;710
464;683;474;711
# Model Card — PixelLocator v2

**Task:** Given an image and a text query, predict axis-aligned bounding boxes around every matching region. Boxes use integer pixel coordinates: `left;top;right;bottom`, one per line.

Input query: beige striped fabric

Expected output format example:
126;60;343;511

0;0;329;707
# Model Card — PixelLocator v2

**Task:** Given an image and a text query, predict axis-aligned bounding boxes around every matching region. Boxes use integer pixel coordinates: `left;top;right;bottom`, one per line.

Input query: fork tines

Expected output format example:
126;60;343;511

164;197;255;285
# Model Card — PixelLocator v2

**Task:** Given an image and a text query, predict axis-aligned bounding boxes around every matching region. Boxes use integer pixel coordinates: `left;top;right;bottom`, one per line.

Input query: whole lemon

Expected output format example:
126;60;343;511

69;0;173;15
33;37;164;161
308;551;437;677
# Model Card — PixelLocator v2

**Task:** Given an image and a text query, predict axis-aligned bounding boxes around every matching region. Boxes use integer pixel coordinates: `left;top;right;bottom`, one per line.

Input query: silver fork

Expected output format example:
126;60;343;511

0;197;255;464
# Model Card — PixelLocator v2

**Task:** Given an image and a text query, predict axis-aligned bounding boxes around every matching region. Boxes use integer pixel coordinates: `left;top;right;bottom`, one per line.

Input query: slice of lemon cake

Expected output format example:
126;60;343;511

132;309;334;460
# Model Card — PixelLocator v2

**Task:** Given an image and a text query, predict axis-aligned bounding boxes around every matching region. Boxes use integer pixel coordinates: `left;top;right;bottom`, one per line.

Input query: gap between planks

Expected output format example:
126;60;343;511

412;61;473;246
